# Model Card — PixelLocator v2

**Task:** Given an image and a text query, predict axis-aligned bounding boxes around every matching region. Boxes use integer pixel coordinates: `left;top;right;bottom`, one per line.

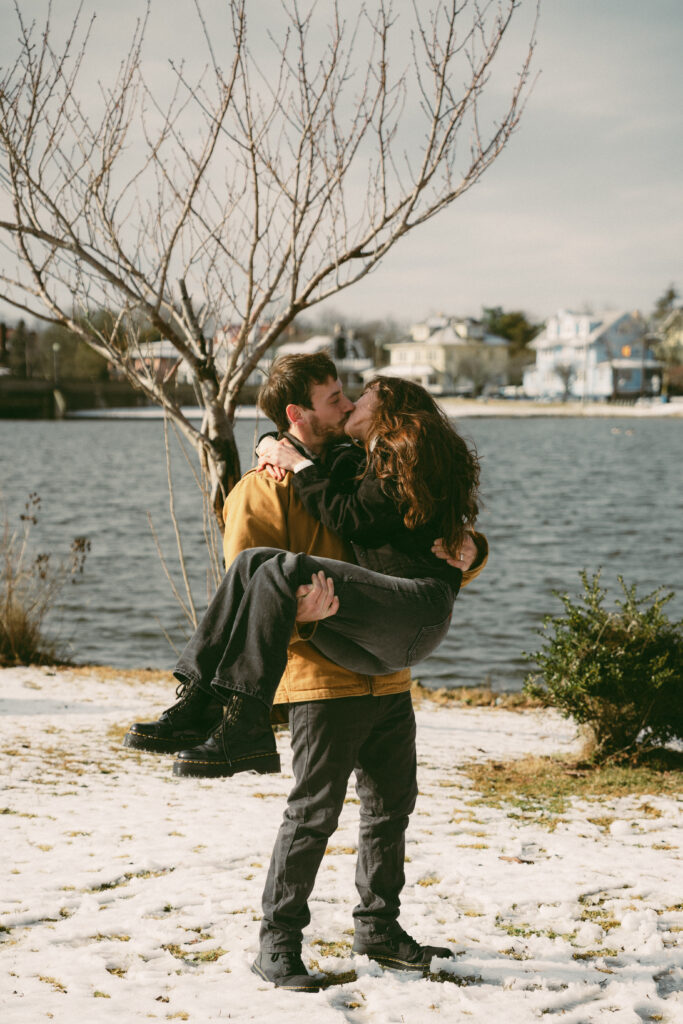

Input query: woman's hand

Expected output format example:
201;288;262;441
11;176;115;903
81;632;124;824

295;570;339;622
432;533;477;570
257;437;305;481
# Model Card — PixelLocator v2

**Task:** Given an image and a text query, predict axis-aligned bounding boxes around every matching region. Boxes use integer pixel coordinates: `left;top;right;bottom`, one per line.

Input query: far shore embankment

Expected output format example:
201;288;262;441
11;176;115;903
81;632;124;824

438;397;683;418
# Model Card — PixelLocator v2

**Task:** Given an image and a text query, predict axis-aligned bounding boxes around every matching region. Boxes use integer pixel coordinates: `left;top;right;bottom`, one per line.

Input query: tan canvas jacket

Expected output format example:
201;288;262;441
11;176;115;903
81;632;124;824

222;469;488;705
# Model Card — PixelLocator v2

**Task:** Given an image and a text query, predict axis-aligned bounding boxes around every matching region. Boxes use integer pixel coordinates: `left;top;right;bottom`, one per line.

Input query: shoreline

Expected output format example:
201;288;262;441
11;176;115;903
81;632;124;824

438;397;683;418
17;664;540;710
51;398;683;421
3;398;682;422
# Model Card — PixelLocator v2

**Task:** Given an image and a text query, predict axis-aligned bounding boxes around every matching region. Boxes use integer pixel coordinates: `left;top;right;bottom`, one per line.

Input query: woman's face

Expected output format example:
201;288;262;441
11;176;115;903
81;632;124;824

344;385;380;442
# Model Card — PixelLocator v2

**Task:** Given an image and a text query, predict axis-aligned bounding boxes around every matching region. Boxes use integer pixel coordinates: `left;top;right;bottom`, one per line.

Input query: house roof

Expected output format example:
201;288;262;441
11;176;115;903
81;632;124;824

363;363;437;380
660;307;683;331
134;339;183;359
276;334;333;356
530;311;643;350
387;327;507;349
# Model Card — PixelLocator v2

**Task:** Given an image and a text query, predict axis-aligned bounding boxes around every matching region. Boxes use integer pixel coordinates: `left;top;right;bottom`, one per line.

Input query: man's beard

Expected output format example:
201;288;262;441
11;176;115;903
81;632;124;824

308;413;348;447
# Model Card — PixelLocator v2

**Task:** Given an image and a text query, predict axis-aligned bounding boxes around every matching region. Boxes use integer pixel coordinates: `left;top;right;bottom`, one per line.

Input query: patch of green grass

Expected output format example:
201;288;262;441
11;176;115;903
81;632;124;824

89;866;175;892
162;943;228;965
578;894;620;932
39;975;67;993
308;961;357;986
427;970;483;985
499;947;531;961
310;938;352;957
462;753;683;814
494;915;575;942
572;949;619;961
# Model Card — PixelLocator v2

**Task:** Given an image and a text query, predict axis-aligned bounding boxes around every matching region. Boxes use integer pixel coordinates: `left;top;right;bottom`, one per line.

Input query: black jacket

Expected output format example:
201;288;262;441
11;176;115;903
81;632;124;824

291;445;462;590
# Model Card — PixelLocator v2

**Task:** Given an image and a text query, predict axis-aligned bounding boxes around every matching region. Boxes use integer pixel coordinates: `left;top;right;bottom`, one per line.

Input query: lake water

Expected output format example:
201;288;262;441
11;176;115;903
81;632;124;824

1;415;681;690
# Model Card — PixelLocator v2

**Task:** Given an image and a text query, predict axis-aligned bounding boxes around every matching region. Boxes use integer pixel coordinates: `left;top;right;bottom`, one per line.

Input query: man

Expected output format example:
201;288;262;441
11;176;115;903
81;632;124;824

124;353;487;992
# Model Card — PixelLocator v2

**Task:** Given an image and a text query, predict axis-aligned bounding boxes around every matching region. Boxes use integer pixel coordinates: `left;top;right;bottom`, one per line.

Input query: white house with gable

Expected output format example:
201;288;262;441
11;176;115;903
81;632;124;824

276;330;373;387
377;317;509;395
523;310;662;400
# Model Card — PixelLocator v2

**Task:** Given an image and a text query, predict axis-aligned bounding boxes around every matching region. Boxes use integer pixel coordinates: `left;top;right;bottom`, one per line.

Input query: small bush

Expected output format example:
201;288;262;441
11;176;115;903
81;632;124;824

0;493;90;666
524;571;683;763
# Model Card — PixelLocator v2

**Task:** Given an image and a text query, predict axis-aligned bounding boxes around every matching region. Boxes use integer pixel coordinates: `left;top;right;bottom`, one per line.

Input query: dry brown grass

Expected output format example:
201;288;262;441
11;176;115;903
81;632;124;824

462;752;683;813
411;681;544;710
66;665;169;685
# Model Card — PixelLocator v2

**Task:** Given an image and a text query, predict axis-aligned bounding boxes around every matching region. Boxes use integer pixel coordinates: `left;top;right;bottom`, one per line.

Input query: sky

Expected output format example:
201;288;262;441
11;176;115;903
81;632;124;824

1;0;681;328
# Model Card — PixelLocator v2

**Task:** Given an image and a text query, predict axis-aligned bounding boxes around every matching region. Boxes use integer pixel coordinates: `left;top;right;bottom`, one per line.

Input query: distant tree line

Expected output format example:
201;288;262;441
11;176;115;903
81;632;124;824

0;312;157;383
1;287;678;393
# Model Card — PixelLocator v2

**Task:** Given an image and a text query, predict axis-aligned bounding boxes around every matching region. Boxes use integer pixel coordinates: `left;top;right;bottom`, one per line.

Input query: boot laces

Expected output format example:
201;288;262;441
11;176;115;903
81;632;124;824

217;694;243;765
388;926;421;956
161;679;193;719
272;951;305;973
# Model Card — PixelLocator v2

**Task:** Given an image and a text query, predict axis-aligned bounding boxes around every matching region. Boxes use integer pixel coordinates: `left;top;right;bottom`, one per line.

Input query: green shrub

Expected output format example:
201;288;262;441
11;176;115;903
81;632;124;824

0;493;90;666
524;571;683;763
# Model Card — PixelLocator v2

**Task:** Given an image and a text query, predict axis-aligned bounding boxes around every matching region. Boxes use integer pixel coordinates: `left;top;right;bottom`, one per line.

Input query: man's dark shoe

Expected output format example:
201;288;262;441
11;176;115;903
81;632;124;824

251;951;321;992
123;680;223;754
352;926;453;973
172;694;281;778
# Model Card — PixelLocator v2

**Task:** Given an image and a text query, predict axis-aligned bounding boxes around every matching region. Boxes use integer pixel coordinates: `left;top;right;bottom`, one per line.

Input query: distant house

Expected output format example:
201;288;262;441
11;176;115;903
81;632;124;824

125;338;194;385
656;307;683;368
276;329;373;387
655;307;683;396
523;310;662;400
126;323;274;389
377;317;509;395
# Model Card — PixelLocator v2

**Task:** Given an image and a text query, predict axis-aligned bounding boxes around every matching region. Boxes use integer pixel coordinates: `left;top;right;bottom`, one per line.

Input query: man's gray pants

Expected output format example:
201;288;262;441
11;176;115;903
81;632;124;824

259;691;418;952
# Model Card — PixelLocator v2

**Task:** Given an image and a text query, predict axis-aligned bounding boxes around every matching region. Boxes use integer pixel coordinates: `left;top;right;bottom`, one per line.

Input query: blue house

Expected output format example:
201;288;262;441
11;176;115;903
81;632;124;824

523;310;662;400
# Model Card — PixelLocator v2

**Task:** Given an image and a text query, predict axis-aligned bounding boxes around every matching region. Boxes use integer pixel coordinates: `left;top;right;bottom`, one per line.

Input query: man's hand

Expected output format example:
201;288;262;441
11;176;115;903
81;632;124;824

432;533;477;571
257;437;303;482
295;570;339;623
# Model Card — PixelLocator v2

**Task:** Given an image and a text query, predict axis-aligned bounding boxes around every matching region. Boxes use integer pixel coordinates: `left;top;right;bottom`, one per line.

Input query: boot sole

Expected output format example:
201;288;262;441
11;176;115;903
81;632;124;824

122;731;207;754
172;751;281;778
351;951;429;973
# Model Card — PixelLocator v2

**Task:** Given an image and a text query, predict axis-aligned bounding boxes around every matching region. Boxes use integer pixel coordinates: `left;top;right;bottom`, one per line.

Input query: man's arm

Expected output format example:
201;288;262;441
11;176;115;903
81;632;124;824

222;470;291;566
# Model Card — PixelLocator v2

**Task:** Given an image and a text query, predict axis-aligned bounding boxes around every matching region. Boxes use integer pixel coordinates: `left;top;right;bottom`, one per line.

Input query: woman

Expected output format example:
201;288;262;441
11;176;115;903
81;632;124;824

172;377;480;777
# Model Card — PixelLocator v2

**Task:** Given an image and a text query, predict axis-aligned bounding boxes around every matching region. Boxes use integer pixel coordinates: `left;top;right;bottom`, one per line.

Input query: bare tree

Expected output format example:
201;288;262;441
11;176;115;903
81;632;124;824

555;362;574;401
0;0;538;530
456;351;496;397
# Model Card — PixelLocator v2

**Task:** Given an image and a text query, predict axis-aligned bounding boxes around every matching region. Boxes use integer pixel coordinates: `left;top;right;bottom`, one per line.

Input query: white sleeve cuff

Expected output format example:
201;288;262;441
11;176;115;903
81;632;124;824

293;459;314;473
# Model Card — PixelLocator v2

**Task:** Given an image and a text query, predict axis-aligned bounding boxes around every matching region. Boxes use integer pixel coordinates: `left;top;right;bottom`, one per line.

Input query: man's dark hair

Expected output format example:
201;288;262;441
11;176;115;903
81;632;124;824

258;352;338;431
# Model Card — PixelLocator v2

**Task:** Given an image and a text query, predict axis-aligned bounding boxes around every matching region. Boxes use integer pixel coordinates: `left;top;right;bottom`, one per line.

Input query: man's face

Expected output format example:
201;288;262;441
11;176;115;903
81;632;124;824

288;377;355;452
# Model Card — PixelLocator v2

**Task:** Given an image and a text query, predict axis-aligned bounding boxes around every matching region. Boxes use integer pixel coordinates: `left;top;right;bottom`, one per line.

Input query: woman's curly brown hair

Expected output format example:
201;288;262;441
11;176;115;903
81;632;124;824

363;376;480;552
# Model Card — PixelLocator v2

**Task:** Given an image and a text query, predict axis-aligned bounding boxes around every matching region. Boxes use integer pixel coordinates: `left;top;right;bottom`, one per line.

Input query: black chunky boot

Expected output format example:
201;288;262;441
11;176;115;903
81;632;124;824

123;680;224;754
251;951;321;992
172;694;281;778
352;925;454;973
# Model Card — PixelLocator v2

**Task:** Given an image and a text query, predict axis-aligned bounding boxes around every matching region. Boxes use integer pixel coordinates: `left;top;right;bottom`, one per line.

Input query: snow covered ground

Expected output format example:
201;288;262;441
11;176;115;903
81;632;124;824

1;666;681;1023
